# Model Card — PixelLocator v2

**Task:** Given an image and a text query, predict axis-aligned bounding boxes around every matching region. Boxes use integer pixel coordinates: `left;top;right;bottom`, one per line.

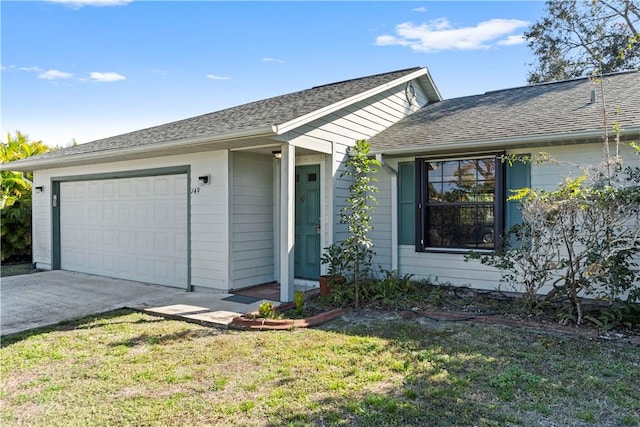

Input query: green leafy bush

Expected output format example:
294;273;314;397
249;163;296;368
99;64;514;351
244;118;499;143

1;197;32;262
1;132;50;262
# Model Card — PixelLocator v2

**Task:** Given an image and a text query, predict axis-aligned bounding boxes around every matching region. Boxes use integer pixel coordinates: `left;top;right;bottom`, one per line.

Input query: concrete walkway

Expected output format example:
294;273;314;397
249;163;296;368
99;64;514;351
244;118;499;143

1;271;275;336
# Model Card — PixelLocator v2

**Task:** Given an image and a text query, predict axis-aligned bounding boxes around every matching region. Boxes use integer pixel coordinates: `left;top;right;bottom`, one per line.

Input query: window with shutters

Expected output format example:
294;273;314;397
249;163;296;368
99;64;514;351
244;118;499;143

398;155;530;252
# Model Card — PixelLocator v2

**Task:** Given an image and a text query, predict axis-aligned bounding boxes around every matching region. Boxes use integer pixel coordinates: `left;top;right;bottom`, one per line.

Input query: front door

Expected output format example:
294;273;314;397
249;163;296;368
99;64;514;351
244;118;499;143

294;165;321;280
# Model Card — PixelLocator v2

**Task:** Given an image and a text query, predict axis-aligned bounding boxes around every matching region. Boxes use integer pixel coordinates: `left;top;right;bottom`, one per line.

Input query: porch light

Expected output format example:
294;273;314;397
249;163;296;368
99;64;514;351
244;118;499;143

272;150;282;160
35;186;44;193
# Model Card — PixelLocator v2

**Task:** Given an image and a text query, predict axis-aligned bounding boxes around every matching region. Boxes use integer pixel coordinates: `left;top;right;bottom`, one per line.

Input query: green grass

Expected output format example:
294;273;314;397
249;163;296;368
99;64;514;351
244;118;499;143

1;309;639;426
0;263;40;278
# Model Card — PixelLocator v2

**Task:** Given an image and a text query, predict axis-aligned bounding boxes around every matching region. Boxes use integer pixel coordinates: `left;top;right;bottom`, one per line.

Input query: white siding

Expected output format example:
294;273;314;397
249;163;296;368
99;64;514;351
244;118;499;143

375;143;639;293
281;80;430;248
371;167;392;274
32;180;51;268
285;84;427;148
28;77;435;291
31;151;231;291
231;152;275;288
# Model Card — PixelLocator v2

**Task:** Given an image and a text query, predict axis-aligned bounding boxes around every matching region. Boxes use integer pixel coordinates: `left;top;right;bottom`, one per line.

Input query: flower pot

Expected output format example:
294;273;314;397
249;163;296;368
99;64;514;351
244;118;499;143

319;274;345;296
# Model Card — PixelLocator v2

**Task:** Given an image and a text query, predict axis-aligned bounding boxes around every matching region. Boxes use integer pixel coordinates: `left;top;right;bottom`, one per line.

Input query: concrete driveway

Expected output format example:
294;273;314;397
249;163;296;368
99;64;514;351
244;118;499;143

1;271;270;336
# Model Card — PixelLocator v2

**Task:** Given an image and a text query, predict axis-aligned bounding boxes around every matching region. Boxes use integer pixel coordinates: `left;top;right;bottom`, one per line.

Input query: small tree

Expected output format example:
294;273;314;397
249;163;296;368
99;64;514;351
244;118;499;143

339;139;380;309
474;158;640;324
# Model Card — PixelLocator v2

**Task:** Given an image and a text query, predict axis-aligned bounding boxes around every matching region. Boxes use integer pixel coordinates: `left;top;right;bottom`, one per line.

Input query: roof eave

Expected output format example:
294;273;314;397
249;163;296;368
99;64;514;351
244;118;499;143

1;125;277;172
417;67;442;103
274;68;436;134
370;126;640;157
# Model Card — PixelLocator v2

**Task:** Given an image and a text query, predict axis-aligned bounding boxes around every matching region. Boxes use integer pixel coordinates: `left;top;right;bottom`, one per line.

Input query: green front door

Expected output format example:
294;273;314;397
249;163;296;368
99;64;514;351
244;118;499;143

294;165;321;280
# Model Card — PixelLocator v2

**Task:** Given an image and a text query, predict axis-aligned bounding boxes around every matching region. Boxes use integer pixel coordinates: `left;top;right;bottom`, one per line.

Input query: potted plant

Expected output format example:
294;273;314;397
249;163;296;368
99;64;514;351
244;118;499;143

319;243;347;295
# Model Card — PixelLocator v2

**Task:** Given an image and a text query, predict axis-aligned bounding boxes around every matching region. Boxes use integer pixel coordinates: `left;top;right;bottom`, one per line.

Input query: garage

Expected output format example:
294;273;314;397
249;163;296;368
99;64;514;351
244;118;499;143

58;173;188;288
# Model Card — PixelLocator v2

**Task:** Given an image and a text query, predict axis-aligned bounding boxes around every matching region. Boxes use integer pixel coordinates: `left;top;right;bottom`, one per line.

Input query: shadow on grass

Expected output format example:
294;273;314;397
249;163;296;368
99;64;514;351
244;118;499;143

109;326;226;348
271;317;639;426
2;307;638;426
0;308;167;347
2;307;227;350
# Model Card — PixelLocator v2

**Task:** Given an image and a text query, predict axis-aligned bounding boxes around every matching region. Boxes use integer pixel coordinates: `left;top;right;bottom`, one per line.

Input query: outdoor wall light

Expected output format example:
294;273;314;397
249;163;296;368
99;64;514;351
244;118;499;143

35;186;44;193
198;175;210;185
272;150;282;159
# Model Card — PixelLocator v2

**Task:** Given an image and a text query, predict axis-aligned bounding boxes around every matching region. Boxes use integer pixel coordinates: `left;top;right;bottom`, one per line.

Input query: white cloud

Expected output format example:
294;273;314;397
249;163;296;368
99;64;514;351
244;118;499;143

39;69;74;80
19;66;43;72
45;0;132;7
206;74;230;80
89;71;126;82
262;57;284;63
498;34;526;46
412;7;428;13
376;18;530;52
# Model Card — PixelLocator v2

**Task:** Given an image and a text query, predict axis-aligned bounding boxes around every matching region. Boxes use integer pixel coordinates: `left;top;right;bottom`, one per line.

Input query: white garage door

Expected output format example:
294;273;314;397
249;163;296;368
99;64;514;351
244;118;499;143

60;174;188;288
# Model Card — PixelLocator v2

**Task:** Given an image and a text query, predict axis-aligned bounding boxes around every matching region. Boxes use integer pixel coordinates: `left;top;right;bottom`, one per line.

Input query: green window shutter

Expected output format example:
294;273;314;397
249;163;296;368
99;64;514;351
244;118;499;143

398;162;415;245
505;158;531;231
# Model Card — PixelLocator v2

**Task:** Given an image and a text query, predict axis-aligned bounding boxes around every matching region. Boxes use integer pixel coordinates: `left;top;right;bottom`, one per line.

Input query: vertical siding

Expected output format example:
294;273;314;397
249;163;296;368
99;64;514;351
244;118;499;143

30;151;231;291
231;152;275;288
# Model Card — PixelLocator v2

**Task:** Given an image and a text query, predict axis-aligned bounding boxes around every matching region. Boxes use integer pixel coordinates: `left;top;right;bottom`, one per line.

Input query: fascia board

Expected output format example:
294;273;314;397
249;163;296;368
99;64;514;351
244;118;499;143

416;68;443;102
369;126;640;157
274;68;431;135
1;125;277;172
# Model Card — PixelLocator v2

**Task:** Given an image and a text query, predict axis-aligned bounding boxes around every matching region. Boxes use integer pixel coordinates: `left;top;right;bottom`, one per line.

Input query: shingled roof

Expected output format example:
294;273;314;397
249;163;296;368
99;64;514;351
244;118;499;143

369;71;640;155
7;67;432;169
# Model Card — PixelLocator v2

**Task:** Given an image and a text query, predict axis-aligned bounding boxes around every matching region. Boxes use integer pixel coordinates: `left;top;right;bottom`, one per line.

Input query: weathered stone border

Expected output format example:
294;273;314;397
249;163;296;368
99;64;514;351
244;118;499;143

230;308;345;330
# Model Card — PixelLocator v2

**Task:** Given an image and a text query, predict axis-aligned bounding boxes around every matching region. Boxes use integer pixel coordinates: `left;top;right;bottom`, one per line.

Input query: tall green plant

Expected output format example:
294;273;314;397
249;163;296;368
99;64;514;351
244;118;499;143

339;139;380;309
1;131;49;262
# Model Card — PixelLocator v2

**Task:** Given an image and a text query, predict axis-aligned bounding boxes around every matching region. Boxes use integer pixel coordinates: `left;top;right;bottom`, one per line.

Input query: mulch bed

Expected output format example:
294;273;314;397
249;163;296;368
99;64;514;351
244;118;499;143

399;308;640;347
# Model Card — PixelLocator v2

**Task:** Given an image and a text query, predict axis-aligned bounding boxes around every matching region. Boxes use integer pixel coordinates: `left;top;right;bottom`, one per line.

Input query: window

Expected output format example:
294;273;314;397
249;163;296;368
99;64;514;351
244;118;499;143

398;156;530;252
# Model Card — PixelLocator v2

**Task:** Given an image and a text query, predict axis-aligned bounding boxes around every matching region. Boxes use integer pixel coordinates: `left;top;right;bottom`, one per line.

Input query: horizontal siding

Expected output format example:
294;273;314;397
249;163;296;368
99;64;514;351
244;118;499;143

231;152;275;288
287;84;426;148
387;143;639;294
371;169;393;273
31;177;51;267
31;151;231;291
399;246;502;289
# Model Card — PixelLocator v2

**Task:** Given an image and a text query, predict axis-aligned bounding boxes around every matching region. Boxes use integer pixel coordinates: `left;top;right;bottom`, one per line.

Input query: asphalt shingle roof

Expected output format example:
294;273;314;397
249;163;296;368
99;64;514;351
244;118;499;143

20;67;423;162
369;71;640;153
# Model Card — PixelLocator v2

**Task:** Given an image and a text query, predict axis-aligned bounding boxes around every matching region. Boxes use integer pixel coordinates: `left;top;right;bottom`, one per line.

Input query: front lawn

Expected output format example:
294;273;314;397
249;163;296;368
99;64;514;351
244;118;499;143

1;309;639;426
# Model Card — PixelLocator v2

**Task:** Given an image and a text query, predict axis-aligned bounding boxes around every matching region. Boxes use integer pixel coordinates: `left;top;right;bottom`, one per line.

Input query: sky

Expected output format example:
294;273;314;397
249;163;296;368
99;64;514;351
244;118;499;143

1;0;547;147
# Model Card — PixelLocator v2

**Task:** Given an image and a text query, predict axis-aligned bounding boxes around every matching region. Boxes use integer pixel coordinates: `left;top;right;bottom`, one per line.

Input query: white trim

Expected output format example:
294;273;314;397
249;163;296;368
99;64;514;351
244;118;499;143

225;151;233;289
273;157;282;282
391;173;398;271
369;126;640;156
279;143;296;302
274;69;431;135
293;158;327;278
2;126;277;172
289;135;333;154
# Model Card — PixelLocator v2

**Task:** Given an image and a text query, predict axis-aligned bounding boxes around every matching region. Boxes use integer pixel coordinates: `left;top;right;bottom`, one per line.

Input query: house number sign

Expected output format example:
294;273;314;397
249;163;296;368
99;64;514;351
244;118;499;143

191;187;200;195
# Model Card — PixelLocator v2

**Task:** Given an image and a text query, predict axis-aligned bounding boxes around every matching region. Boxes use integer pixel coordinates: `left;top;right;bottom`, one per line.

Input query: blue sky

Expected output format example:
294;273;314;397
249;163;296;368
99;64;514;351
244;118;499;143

1;1;546;147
